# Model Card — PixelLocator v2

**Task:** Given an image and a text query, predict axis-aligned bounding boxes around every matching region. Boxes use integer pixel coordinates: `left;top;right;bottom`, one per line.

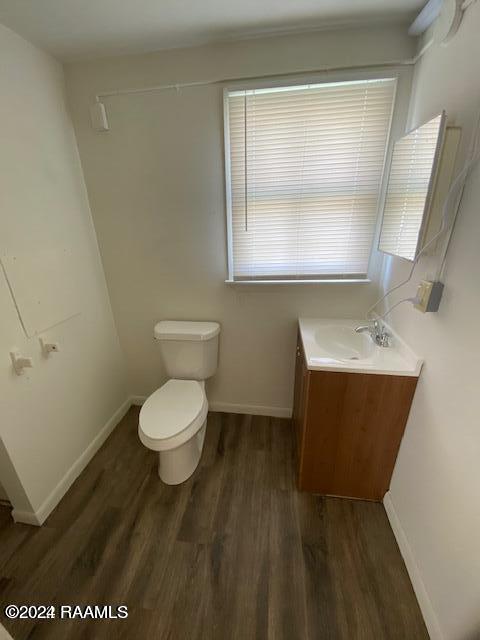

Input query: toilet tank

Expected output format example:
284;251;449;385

154;321;220;380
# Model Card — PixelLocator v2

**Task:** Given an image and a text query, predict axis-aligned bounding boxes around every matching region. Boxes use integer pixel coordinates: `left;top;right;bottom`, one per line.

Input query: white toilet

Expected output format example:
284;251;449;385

138;320;220;485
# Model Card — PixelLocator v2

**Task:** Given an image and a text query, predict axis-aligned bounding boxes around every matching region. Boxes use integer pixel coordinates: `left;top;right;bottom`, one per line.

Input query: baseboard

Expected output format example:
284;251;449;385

131;395;291;418
209;401;292;419
383;491;443;640
11;395;290;527
10;508;41;526
12;398;131;527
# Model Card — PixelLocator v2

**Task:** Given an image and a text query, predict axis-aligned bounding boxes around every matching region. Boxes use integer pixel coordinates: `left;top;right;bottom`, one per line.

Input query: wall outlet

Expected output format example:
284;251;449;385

414;280;444;313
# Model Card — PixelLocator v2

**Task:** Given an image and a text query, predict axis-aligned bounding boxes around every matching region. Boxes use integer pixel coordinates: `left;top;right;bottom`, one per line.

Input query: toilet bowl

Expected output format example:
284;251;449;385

138;320;220;485
139;379;208;484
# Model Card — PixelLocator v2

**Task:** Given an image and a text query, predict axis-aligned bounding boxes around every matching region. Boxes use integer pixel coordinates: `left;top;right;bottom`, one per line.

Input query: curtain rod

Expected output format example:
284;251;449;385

94;52;428;102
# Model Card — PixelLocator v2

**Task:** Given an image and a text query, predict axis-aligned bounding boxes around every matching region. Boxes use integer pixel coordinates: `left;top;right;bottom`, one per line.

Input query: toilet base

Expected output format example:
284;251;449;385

158;420;207;485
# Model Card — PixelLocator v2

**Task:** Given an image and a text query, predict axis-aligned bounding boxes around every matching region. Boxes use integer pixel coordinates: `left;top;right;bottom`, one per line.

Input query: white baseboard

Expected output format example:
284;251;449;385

10;508;40;526
383;491;442;640
12;398;131;527
10;394;290;527
209;401;292;419
11;393;291;527
131;394;291;418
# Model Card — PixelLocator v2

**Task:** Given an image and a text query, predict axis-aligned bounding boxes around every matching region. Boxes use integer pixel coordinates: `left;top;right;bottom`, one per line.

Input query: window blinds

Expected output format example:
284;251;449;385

225;78;396;281
379;114;444;261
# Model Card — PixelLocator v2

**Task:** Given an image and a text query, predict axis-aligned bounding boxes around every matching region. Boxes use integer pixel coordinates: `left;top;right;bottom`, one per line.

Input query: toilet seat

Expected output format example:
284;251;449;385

138;379;208;452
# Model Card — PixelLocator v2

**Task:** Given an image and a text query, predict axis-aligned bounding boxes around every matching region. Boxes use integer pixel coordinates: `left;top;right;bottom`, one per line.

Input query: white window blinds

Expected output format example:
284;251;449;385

379;114;444;261
225;78;396;281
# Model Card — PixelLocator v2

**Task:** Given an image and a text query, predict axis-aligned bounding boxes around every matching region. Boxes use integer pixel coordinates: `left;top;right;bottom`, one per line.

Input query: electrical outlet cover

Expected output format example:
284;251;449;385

415;281;433;313
414;280;444;312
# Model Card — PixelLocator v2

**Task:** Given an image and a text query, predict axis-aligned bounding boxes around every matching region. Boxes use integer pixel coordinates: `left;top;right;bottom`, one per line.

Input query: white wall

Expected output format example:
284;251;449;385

66;26;415;413
0;24;128;521
381;5;480;639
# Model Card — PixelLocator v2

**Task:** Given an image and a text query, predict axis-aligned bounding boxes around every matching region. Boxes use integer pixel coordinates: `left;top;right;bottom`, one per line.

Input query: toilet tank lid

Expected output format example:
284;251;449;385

154;320;220;341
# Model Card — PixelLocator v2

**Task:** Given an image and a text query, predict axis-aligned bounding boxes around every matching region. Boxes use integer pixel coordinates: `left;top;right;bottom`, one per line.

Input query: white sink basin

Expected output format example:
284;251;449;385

314;324;375;361
299;318;423;377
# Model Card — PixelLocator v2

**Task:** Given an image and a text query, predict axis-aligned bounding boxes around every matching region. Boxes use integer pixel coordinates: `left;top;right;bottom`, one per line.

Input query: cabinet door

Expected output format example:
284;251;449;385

292;335;309;452
299;369;417;500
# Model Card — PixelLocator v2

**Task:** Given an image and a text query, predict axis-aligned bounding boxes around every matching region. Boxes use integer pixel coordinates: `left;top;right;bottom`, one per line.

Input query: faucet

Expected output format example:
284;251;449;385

355;320;391;348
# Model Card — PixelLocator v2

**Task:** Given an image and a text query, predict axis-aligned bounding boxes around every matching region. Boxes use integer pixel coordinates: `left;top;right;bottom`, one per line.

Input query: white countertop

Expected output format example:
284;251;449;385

299;318;423;377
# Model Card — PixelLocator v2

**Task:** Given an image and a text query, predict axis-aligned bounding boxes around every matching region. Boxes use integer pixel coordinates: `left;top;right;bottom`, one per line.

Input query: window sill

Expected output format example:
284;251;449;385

225;279;372;285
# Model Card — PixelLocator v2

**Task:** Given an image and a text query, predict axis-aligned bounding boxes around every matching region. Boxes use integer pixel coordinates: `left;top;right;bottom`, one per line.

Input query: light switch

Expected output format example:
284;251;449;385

414;280;444;313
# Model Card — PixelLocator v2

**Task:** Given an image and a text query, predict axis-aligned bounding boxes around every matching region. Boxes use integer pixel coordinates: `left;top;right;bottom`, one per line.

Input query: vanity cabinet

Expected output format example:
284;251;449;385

293;334;418;501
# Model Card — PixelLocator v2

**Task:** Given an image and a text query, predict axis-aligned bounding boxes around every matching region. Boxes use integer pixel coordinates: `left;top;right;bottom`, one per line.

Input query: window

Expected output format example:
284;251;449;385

224;78;397;282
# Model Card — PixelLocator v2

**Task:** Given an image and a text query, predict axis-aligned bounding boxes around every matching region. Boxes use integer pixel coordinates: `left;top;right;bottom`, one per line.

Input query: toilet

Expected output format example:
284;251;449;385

138;320;220;485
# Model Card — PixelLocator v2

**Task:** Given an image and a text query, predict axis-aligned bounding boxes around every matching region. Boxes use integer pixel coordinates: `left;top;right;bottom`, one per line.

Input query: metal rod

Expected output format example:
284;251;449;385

95;58;418;102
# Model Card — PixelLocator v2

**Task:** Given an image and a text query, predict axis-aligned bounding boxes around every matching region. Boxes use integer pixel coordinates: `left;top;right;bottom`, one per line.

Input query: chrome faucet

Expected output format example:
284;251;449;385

355;320;391;348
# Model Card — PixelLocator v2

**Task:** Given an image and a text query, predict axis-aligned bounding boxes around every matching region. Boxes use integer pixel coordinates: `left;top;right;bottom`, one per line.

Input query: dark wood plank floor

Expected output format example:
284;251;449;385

0;408;428;639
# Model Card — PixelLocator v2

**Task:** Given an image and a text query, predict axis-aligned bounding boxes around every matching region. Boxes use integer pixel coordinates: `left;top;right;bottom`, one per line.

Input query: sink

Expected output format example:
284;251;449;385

299;318;422;377
314;324;375;362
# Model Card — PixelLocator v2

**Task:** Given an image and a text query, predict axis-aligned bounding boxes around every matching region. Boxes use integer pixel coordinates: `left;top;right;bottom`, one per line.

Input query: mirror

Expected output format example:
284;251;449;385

379;112;446;261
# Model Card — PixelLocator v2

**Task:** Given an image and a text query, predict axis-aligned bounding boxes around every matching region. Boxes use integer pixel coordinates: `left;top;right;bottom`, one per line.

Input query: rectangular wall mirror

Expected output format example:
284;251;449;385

378;112;446;261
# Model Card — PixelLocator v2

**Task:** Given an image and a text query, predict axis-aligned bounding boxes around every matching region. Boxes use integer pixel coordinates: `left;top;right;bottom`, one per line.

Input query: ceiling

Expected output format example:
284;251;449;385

0;0;424;61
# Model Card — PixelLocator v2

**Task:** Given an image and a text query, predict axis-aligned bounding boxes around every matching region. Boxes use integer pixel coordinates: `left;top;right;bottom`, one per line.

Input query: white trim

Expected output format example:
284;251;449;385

225;279;372;285
10;509;41;526
223;87;234;281
10;395;290;528
12;398;131;527
209;401;292;418
130;395;291;418
383;491;443;640
229;76;396;96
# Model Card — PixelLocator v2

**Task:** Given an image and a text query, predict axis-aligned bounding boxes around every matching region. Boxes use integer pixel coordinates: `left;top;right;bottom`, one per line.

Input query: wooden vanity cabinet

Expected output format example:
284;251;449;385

293;333;418;501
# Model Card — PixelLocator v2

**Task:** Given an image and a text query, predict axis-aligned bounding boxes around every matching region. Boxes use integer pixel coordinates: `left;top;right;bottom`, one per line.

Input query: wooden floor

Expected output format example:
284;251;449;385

0;408;428;640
